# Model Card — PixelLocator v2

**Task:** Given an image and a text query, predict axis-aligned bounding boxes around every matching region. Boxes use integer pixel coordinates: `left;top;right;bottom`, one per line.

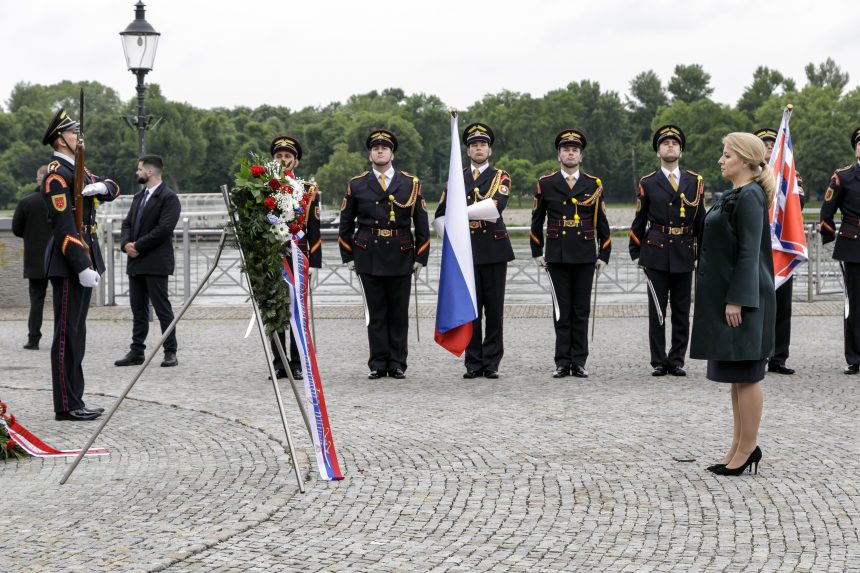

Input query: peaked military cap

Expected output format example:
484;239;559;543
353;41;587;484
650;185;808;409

270;135;303;160
42;108;80;146
754;128;778;142
652;124;686;151
852;126;860;149
366;129;398;152
462;122;494;146
555;128;587;150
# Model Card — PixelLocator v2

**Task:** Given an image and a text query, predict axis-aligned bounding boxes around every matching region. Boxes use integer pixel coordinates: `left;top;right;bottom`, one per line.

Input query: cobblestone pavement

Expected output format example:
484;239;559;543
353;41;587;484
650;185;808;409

0;308;858;572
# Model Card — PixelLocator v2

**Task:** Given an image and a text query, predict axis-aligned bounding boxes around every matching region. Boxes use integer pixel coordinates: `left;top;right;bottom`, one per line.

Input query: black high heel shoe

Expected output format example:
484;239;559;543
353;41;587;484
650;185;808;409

706;463;726;472
713;446;762;476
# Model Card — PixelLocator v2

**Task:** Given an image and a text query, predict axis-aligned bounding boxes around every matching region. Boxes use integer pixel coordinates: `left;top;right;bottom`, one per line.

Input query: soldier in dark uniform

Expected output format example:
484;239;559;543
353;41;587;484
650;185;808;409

820;126;860;374
531;129;611;378
339;129;430;379
756;127;806;375
435;122;514;379
41;109;120;420
628;125;705;377
267;135;322;380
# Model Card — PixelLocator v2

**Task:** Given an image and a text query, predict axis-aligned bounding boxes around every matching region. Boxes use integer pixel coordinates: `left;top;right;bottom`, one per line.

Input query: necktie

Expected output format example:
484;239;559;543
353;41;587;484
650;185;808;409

669;172;678;191
566;175;575;189
379;173;387;191
133;190;150;236
473;168;480;180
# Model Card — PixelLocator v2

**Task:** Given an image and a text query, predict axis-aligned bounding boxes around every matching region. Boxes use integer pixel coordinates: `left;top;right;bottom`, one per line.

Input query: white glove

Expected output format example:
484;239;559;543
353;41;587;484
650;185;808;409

595;259;607;277
346;261;356;271
309;267;319;289
81;182;108;196
413;262;423;275
78;268;100;288
533;255;546;268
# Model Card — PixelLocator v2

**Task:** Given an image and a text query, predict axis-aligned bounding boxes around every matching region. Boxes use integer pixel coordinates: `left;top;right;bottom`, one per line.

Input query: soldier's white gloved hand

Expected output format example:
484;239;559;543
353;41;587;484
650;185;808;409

81;182;108;196
413;262;423;275
78;268;100;288
309;267;319;289
533;255;546;268
595;259;607;277
346;261;355;272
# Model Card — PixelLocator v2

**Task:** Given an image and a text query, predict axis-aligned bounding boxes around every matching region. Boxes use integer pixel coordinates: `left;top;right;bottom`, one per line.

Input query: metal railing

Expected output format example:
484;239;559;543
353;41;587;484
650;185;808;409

96;206;842;307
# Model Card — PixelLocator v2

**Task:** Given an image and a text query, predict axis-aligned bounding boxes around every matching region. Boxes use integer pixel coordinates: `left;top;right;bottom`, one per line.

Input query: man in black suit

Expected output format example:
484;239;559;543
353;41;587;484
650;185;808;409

115;155;182;368
42;109;120;421
628;125;705;377
338;129;431;379
268;135;322;381
12;165;51;350
530;129;611;378
820;126;860;374
435;122;514;379
755;127;806;375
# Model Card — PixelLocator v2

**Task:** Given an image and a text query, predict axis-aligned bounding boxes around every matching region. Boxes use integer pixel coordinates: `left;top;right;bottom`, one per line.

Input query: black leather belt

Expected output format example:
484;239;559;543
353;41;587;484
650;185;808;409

370;227;410;237
652;224;692;235
548;218;583;228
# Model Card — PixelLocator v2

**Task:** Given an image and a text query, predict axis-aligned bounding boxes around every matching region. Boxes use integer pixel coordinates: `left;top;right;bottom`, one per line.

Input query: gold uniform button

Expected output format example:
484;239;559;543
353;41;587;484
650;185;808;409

374;220;379;224
374;240;378;244
669;239;673;243
563;231;567;235
563;216;567;220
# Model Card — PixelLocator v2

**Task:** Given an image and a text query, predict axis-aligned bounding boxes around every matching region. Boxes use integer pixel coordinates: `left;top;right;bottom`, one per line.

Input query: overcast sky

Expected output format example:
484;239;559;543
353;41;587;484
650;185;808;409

2;0;857;112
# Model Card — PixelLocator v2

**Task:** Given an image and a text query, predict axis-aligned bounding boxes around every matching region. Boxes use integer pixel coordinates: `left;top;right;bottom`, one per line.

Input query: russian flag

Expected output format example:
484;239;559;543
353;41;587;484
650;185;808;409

768;105;808;289
434;113;478;356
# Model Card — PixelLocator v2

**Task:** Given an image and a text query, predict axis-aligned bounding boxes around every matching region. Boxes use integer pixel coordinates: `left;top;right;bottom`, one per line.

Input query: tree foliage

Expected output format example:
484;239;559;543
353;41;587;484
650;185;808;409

1;60;856;209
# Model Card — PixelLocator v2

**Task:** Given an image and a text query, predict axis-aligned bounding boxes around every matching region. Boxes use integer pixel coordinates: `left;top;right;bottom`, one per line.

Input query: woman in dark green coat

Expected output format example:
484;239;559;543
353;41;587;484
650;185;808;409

690;132;776;477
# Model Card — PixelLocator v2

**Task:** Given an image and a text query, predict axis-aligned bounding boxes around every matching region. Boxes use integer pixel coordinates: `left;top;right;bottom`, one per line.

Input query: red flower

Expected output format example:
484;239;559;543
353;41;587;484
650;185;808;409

284;170;295;179
263;197;277;211
268;178;280;190
250;165;266;178
5;439;14;451
288;223;302;235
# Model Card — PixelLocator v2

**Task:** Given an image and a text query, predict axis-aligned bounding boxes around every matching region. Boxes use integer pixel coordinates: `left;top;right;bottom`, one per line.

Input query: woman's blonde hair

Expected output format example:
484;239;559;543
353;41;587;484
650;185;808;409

722;132;776;206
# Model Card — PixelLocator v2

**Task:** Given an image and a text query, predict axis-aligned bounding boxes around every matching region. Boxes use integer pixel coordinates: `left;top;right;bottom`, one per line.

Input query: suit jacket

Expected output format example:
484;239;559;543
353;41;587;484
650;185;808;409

12;187;51;279
287;182;322;268
338;169;430;276
435;166;515;265
820;162;860;263
628;168;705;273
120;182;181;276
42;153;120;277
690;183;776;361
530;170;611;264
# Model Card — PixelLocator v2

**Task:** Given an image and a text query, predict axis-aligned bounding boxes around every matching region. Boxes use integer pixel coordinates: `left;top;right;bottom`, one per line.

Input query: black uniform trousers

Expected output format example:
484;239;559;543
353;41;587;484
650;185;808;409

50;277;90;413
843;263;860;366
28;278;49;343
465;262;507;373
271;329;302;372
770;276;793;367
548;262;594;368
360;273;411;372
129;274;177;355
644;269;692;368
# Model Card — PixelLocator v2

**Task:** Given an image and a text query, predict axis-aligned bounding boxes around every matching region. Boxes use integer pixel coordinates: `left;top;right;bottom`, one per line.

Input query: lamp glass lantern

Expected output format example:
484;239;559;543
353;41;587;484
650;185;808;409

120;1;160;71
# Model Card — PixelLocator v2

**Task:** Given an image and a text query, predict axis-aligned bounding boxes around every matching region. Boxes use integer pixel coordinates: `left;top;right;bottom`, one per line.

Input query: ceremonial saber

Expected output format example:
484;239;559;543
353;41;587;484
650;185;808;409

308;281;317;344
842;262;850;319
642;268;664;326
355;271;370;326
590;266;599;341
543;266;561;321
414;270;421;342
61;231;230;485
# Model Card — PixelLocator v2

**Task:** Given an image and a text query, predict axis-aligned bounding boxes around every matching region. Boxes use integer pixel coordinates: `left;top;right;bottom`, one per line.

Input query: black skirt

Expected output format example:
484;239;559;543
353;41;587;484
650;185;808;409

706;359;767;383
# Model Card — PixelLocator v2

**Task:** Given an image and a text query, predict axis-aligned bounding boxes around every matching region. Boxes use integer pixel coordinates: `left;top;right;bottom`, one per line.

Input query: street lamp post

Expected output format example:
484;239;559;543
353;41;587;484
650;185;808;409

120;1;160;156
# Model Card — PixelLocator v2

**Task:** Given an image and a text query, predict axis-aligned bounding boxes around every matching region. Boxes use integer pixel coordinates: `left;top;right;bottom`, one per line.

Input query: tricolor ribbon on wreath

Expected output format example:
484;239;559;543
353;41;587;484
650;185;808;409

1;417;109;458
281;232;343;481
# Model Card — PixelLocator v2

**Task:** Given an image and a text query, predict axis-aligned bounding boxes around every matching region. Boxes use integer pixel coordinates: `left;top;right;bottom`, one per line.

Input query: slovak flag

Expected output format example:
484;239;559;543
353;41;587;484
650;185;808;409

768;106;808;289
434;114;478;355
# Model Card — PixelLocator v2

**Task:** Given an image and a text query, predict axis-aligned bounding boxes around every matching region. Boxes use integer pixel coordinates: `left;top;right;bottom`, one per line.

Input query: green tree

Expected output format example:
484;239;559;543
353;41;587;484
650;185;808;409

314;142;367;206
737;66;796;119
804;58;849;91
668;64;714;104
627;70;668;141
